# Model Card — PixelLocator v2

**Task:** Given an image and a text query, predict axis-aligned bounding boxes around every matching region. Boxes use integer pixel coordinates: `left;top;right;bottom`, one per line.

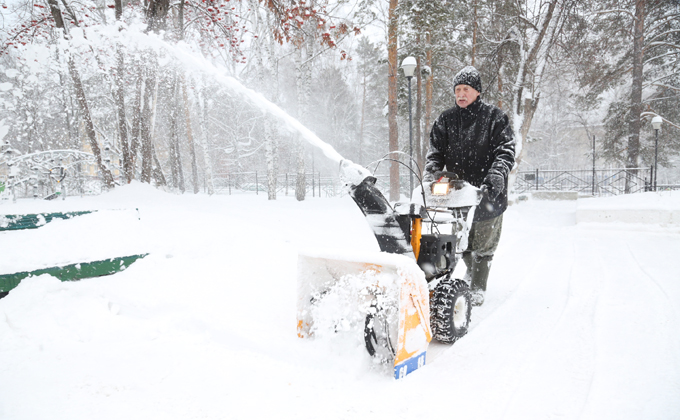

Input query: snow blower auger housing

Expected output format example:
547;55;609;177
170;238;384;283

296;162;482;379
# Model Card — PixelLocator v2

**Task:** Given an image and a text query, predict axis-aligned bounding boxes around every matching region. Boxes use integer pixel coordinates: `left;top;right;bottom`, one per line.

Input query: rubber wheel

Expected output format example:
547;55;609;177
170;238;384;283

431;278;471;344
364;303;396;362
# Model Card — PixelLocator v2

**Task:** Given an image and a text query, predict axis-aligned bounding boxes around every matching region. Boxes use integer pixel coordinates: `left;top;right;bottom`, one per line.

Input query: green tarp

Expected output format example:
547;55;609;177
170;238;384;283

0;211;95;231
0;254;148;293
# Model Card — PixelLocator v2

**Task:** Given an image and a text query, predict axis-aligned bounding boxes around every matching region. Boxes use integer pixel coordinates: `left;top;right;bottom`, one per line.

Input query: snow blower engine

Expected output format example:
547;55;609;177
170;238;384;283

297;160;483;379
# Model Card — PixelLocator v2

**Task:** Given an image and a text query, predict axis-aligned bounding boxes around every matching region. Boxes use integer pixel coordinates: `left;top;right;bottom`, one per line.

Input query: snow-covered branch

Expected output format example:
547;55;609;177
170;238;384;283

644;51;679;65
644;83;680;92
645;29;680;45
645;13;680;36
645;42;680;52
591;9;635;20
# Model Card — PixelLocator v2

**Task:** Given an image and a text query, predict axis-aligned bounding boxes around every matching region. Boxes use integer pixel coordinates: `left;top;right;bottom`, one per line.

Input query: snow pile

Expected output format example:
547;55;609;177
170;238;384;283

576;190;680;226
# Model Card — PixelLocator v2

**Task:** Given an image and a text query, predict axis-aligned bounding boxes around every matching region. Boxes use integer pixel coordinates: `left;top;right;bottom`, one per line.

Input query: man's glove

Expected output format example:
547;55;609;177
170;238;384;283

482;174;504;200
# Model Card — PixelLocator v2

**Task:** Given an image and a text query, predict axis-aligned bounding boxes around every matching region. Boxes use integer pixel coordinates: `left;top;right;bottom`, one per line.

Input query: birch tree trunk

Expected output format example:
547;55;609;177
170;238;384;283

198;85;214;195
265;118;278;200
169;112;180;190
181;75;200;194
169;75;185;192
129;70;143;172
265;25;280;200
295;50;307;201
254;4;280;200
294;23;315;202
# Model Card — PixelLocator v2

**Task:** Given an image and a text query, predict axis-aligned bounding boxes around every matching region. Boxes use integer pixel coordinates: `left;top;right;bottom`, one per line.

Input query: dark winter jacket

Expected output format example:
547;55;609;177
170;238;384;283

424;98;515;222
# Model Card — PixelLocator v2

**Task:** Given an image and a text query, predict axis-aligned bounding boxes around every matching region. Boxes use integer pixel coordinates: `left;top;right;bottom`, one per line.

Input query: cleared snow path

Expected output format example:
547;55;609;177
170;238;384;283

443;200;680;419
0;185;678;419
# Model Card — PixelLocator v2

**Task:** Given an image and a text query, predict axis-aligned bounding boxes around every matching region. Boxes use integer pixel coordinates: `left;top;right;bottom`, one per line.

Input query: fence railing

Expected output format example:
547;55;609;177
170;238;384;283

212;172;399;198
513;167;680;196
213;168;680;197
216;168;680;199
4;168;678;202
213;172;341;198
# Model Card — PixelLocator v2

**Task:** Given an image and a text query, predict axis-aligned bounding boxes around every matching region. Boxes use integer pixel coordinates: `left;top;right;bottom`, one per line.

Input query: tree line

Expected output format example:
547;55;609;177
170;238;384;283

0;0;677;200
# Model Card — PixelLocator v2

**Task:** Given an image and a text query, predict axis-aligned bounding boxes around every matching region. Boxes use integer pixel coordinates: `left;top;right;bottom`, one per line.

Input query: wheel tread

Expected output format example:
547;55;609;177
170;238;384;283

431;278;472;344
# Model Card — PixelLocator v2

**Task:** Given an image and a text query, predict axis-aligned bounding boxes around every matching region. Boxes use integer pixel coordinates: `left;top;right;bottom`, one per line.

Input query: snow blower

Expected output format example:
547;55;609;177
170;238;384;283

297;160;482;379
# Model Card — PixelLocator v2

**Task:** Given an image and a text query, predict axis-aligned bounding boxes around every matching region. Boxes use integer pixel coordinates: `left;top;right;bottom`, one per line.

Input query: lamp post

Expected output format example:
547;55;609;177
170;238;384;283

651;115;663;191
401;56;417;194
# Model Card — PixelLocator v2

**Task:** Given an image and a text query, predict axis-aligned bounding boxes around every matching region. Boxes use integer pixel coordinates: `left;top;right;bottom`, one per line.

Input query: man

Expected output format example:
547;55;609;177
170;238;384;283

423;66;515;306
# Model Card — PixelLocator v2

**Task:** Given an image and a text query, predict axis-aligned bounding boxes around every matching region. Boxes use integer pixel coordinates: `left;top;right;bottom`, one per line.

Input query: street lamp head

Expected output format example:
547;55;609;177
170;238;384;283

401;56;417;78
652;115;663;131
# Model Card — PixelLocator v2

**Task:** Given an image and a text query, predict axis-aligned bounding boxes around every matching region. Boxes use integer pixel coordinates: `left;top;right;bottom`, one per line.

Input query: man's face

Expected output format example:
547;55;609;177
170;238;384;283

455;84;480;108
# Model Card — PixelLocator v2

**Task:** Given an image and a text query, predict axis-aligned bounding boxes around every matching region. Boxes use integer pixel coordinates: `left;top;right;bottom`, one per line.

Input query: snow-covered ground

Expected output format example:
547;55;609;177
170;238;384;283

1;184;679;419
577;190;680;225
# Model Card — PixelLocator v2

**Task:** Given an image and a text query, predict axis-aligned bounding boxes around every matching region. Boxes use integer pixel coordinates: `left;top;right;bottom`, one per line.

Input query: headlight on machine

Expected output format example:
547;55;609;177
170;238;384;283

431;181;450;196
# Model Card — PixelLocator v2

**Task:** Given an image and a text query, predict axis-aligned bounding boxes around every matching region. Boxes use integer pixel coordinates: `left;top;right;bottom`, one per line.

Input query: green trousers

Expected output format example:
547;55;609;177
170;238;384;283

462;214;504;291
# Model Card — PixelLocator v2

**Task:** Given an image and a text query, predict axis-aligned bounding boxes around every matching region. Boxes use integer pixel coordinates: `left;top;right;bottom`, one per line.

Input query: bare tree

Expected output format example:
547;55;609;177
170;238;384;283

46;0;115;188
509;0;576;168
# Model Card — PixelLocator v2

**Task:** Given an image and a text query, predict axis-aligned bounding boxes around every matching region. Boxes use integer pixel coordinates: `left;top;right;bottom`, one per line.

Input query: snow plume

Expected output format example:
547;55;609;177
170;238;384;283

103;26;347;165
338;159;372;187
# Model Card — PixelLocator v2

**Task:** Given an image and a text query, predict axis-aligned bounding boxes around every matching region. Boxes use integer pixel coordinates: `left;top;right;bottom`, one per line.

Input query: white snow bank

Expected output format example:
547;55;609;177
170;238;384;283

576;191;680;226
1;184;679;419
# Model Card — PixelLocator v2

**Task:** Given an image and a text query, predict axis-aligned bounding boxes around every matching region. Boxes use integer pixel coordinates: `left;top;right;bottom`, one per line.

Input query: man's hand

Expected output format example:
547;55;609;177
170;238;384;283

482;174;504;200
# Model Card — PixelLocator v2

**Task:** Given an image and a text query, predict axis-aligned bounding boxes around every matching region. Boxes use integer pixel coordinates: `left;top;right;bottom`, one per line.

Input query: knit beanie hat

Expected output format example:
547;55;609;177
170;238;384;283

453;66;482;93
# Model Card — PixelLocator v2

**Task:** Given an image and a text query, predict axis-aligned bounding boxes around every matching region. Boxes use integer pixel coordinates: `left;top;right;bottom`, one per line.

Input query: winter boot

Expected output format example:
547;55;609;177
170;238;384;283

469;255;492;306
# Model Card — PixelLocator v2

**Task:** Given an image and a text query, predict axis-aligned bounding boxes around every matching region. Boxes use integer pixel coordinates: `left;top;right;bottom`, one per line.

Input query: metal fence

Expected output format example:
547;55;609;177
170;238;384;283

215;168;680;199
514;167;680;196
5;167;677;202
212;172;343;197
217;168;680;199
212;172;399;198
